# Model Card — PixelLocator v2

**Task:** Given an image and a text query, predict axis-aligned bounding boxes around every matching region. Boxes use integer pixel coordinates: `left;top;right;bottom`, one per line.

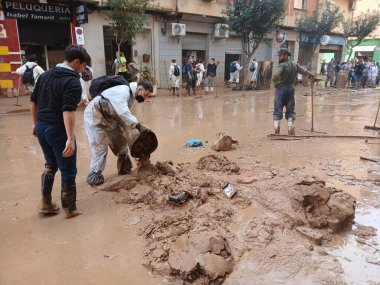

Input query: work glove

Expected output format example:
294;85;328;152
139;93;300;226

136;123;150;133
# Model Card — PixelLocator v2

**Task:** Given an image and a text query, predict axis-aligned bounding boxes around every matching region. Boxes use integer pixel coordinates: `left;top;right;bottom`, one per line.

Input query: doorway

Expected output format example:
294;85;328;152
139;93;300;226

103;26;133;75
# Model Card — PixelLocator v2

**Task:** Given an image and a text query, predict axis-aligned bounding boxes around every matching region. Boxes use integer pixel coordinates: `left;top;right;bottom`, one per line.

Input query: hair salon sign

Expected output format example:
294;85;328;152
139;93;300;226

2;0;72;22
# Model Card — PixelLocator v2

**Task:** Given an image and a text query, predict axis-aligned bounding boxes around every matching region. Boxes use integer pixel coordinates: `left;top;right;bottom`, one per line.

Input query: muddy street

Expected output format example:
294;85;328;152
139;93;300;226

1;86;380;284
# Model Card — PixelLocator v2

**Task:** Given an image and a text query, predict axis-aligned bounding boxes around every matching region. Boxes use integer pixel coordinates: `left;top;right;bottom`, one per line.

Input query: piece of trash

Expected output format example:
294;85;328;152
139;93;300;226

186;139;203;147
103;254;113;259
168;190;192;205
222;183;236;198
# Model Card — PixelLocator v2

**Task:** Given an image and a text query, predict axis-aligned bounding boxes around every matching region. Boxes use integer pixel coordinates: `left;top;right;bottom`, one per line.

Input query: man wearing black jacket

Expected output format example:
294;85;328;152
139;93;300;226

30;45;91;219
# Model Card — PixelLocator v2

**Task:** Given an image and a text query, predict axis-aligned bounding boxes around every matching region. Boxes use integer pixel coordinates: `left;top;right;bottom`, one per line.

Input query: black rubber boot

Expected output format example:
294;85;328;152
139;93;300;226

61;181;82;219
117;153;133;175
40;165;59;215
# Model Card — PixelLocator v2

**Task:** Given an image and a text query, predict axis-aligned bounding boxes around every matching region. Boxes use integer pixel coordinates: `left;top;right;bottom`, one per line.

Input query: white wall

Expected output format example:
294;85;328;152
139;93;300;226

81;10;109;77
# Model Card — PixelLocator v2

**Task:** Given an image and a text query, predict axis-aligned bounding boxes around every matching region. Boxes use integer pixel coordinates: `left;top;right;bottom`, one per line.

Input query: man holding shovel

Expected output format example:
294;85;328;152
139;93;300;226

272;48;314;135
84;76;153;186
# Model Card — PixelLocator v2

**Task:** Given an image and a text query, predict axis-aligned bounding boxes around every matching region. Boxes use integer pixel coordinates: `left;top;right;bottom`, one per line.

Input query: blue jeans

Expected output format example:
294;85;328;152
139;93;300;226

354;75;362;88
273;85;296;121
36;122;77;184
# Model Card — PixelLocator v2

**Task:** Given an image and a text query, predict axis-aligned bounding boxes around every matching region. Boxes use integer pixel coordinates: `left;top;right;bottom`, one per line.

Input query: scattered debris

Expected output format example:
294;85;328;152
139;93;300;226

222;183;236;198
186;139;203;147
211;132;238;151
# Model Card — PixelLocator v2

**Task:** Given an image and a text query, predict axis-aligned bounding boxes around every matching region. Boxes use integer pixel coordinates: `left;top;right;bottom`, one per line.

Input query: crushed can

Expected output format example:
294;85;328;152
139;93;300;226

222;183;236;198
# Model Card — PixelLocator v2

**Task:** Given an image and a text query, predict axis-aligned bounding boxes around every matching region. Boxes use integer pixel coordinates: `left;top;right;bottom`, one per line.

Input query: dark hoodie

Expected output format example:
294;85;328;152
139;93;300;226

31;65;81;125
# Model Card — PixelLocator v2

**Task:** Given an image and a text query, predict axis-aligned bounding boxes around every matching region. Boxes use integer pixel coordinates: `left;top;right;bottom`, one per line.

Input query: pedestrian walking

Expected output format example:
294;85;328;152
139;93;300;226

354;59;365;89
184;56;196;96
333;60;342;87
229;60;243;84
361;57;370;87
368;61;378;88
320;60;326;76
272;48;314;135
30;44;91;219
168;59;180;96
114;51;128;80
195;60;205;87
15;54;44;95
325;58;335;87
204;58;218;94
250;58;258;86
84;77;153;186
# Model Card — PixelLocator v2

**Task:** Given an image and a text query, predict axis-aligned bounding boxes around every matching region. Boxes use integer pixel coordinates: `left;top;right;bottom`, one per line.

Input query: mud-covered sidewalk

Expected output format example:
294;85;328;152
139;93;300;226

0;86;379;284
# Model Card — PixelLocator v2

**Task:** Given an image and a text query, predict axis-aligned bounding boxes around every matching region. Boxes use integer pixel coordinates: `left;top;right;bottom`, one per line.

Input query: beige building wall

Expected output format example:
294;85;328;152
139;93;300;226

355;0;380;38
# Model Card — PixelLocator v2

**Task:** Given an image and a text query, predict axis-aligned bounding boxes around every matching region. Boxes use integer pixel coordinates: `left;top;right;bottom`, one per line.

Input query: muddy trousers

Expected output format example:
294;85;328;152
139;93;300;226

273;85;296;121
36;122;78;211
85;123;131;175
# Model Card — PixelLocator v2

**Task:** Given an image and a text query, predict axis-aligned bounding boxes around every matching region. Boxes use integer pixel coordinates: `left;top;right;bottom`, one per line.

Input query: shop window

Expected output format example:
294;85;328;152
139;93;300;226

294;0;307;10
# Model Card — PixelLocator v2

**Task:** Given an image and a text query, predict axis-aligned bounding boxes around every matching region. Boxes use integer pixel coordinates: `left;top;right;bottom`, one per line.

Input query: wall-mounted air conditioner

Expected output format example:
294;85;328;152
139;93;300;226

170;23;186;37
214;23;229;38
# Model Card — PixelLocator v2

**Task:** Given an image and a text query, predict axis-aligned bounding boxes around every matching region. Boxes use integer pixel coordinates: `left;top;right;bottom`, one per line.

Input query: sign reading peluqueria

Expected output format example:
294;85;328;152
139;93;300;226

1;0;72;22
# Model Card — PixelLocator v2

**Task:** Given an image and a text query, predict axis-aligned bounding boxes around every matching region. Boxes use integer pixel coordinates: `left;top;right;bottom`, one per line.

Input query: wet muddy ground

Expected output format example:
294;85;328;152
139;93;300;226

0;85;379;284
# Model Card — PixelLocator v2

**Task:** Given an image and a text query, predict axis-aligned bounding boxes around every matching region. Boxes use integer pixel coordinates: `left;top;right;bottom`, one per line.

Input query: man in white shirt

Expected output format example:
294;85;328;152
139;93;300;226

229;60;243;84
168;59;180;96
196;60;205;87
16;55;44;95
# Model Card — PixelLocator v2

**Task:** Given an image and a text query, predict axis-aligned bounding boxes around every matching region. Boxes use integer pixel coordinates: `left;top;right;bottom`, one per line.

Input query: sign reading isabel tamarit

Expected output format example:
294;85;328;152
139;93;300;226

2;0;72;22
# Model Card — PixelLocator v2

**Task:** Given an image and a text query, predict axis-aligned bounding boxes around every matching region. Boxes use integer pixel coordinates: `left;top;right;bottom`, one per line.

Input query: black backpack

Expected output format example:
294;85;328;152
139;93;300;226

22;65;37;85
173;65;180;77
89;75;132;98
230;61;237;73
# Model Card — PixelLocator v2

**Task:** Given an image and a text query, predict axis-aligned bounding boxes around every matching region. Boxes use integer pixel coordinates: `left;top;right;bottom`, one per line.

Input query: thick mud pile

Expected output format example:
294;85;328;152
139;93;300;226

101;155;357;284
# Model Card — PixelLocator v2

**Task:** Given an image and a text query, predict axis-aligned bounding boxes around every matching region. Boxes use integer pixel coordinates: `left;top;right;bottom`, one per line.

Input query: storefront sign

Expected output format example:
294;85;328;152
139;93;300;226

276;32;287;44
2;0;72;22
75;27;85;46
76;3;88;25
300;35;345;46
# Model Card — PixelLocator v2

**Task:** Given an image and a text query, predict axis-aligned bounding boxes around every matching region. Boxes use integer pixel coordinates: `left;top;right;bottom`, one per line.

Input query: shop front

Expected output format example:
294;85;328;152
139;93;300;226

0;0;76;93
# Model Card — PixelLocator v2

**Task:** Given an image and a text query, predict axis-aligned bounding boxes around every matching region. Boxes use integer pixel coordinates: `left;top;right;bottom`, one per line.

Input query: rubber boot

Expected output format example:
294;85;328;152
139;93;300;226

117;153;133;175
274;120;281;134
192;88;196;96
205;86;209;94
210;87;214;93
287;118;295;135
61;181;82;219
40;166;59;215
176;87;179;97
171;87;175;96
187;89;191;96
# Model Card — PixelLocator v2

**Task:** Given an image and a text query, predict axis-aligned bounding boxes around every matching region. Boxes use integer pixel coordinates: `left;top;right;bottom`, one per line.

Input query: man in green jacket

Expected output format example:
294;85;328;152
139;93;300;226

272;48;314;135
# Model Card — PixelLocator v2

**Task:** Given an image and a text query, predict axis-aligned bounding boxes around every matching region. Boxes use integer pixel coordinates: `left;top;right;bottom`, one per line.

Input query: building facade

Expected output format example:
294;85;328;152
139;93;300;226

0;0;356;95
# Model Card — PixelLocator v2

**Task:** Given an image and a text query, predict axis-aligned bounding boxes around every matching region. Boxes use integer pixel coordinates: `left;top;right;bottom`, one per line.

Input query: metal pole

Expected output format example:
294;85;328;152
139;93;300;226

311;79;314;132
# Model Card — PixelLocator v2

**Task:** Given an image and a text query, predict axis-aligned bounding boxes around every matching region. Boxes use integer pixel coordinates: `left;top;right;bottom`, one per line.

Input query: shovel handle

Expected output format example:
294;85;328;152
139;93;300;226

373;99;380;128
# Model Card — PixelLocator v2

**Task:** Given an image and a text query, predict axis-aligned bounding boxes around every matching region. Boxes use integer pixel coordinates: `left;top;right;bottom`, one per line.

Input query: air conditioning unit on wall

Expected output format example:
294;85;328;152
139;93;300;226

214;24;229;38
170;23;186;37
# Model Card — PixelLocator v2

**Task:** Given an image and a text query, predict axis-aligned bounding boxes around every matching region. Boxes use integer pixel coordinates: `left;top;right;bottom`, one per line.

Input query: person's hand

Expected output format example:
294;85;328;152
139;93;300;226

62;138;75;158
32;125;36;136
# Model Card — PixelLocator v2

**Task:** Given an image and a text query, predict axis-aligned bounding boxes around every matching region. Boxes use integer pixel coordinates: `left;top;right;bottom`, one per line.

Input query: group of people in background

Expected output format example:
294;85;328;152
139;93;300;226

168;56;218;96
322;57;380;89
